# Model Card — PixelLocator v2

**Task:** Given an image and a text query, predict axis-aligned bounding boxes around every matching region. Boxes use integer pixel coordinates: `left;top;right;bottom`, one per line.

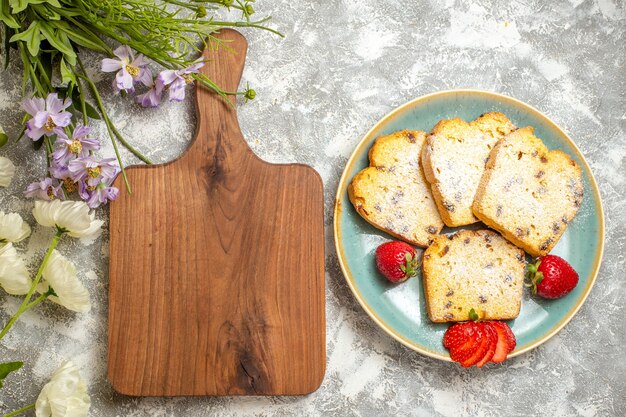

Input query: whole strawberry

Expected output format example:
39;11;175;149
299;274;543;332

375;241;418;283
527;255;579;299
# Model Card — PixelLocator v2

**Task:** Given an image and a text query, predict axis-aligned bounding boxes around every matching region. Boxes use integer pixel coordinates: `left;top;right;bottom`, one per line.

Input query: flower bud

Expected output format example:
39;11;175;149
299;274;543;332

244;88;256;100
196;5;207;18
245;4;254;15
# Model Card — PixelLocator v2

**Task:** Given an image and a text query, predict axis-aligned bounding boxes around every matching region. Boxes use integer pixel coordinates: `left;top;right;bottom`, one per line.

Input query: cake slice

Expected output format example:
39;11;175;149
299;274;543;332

422;230;526;323
473;127;584;257
421;112;516;227
348;130;444;247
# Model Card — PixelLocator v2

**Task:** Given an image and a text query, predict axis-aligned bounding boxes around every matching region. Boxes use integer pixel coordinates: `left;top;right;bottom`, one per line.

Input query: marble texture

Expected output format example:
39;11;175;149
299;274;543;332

1;0;625;415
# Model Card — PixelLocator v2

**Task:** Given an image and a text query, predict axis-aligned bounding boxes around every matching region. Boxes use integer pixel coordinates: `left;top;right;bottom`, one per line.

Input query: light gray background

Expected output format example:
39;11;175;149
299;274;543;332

1;0;625;416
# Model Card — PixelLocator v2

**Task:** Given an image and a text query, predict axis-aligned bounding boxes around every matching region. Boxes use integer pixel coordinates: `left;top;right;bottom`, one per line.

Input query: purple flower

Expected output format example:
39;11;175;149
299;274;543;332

135;75;164;108
49;162;80;194
80;178;119;209
52;126;101;164
24;178;64;200
101;45;151;93
22;93;72;141
158;61;205;102
68;157;118;187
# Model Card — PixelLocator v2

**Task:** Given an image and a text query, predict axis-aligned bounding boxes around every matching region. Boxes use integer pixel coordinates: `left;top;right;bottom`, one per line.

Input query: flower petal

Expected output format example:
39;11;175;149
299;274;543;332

22;97;45;116
45;93;64;114
0;243;31;295
32;111;50;129
101;58;123;72
39;250;91;312
112;45;132;63
131;53;149;68
158;69;179;86
35;361;91;417
0;156;15;187
0;212;31;242
168;79;187;101
50;112;73;129
136;67;153;87
115;69;135;92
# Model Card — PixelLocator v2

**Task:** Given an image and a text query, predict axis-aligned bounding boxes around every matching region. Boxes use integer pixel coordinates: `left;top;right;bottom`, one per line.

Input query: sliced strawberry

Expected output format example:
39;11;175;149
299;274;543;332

489;322;510;363
449;334;481;363
443;322;479;349
475;323;498;368
502;322;517;353
460;324;491;368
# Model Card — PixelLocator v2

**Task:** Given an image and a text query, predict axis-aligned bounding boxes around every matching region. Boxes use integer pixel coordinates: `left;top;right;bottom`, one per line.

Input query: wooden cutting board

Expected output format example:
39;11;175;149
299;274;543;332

108;29;325;397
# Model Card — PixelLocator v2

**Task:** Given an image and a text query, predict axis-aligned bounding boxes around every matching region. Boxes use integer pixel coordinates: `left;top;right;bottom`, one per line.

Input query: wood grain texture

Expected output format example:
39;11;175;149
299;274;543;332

108;29;325;397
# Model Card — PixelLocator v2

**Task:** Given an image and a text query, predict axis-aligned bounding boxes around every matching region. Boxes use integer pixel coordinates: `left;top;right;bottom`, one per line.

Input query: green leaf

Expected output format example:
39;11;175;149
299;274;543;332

9;21;41;57
32;3;60;20
83;101;101;119
3;25;13;69
9;0;46;13
0;361;23;389
468;308;479;321
0;130;7;147
38;21;76;65
60;26;109;54
1;0;20;27
59;57;75;85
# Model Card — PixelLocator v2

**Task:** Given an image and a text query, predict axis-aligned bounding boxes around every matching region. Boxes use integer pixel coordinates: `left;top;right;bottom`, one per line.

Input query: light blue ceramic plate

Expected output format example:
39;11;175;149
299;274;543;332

333;90;605;361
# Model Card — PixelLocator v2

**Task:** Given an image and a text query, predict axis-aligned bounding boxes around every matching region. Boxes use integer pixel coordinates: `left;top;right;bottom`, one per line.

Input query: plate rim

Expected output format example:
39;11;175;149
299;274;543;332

333;88;606;362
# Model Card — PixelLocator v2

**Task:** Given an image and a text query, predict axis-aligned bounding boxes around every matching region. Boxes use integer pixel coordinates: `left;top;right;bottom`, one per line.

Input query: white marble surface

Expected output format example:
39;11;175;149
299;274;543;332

1;0;625;415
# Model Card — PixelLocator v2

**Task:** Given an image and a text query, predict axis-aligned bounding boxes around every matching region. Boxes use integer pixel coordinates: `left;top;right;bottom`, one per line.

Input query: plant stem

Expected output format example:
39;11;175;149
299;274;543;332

79;72;131;193
0;230;63;341
3;403;35;417
75;77;89;126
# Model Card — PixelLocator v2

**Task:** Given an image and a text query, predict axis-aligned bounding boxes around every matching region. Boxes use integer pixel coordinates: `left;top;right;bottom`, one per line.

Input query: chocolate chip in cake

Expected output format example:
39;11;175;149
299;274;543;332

484;234;492;243
515;228;524;237
446;289;454;297
463;238;470;245
374;204;382;212
531;150;538;157
539;238;554;252
552;222;560;234
535;170;545;179
505;273;513;282
440;245;450;257
540;156;548;163
391;190;404;204
562;215;569;224
444;301;452;309
388;166;396;173
454;192;462;203
478;295;488;304
516;253;524;263
426;226;438;234
407;132;416;143
443;201;455;212
496;205;502;217
444;313;454;319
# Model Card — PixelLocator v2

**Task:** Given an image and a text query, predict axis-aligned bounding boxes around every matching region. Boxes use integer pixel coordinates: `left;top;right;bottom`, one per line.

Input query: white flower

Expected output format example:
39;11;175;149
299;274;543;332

0;243;31;295
36;361;90;417
0;156;15;187
38;250;91;313
0;211;31;243
32;200;103;243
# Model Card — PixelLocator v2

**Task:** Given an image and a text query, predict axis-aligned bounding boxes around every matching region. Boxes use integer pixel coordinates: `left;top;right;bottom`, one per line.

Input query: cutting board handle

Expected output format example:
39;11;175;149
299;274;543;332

185;29;251;161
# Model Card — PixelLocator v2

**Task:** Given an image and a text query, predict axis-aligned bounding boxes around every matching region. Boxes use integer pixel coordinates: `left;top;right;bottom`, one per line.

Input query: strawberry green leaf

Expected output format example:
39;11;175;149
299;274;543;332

469;308;479;321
